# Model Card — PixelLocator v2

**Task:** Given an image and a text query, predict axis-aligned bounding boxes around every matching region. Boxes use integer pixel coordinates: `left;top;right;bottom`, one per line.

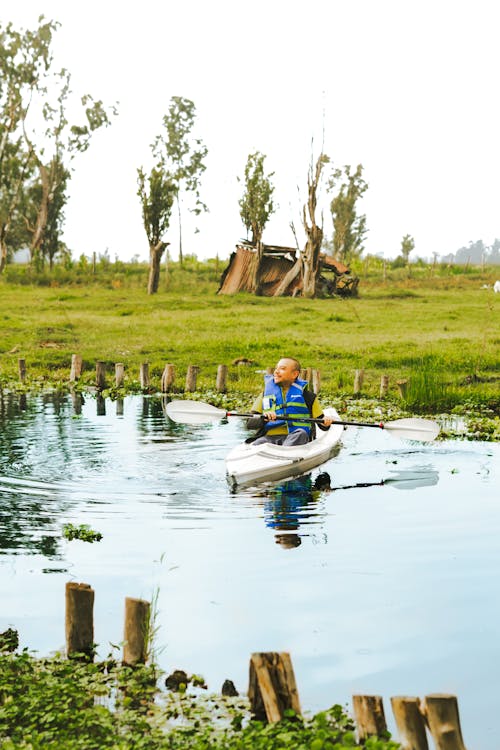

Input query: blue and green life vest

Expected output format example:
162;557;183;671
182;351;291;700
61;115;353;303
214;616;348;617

262;375;312;437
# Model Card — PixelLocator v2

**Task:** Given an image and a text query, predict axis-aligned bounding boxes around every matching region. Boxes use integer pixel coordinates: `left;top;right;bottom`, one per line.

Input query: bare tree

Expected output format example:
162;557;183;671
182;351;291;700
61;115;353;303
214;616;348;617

301;153;329;298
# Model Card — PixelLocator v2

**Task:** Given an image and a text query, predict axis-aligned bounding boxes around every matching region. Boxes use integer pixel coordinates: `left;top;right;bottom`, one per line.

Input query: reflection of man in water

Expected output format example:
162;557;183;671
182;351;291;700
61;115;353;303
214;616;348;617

264;472;332;549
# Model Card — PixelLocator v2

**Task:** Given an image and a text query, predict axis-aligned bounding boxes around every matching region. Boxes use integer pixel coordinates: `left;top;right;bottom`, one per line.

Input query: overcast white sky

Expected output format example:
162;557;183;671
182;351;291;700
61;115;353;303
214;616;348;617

4;0;500;262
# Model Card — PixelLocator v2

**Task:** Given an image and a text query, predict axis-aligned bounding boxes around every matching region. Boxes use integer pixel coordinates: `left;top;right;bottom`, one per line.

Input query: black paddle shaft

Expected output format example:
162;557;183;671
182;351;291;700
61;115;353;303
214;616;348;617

226;411;384;429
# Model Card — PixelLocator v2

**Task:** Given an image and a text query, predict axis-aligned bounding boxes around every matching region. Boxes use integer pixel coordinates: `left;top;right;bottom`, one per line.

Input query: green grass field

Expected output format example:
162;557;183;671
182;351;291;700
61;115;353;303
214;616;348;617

0;260;499;418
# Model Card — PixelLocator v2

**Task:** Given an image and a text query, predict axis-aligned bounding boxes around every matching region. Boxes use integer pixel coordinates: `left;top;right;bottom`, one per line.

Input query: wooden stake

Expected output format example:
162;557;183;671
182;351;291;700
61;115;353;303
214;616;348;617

96;361;106;390
248;652;301;723
312;368;321;394
391;696;429;750
115;363;125;387
380;374;389;397
216;364;228;393
353;695;387;741
139;363;150;389
65;582;94;659
70;354;83;382
161;364;175;392
18;358;26;383
96;395;106;416
397;379;409;398
123;597;151;666
185;365;200;392
353;368;364;394
423;694;467;750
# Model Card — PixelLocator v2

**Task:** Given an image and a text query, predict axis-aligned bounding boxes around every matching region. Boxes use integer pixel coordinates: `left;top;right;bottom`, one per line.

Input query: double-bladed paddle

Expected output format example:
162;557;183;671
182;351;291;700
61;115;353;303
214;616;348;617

165;399;440;442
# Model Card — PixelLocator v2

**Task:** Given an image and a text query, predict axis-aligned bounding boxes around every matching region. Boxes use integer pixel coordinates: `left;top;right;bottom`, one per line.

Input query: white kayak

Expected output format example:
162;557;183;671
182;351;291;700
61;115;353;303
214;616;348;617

225;407;344;488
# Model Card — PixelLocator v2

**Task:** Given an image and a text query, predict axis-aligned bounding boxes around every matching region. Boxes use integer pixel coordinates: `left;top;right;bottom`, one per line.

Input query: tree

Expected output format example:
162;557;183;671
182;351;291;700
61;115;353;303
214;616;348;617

153;97;207;266
0;18;54;271
238;151;275;293
301;153;329;298
401;233;415;262
328;164;368;263
137;166;176;294
0;18;116;272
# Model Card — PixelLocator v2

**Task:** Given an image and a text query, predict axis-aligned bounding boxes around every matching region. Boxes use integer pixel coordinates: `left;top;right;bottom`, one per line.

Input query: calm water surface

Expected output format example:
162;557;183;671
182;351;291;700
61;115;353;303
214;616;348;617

0;393;498;747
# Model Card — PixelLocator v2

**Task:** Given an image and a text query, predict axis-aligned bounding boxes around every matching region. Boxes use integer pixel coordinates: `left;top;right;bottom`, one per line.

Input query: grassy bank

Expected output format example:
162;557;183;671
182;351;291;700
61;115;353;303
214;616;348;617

0;260;498;422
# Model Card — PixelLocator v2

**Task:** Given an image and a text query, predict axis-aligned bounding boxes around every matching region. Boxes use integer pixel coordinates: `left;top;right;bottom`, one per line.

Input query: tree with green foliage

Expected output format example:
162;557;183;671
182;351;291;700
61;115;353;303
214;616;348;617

238;151;276;293
137;166;177;294
0;18;116;272
328;164;368;263
401;233;415;262
153;96;207;266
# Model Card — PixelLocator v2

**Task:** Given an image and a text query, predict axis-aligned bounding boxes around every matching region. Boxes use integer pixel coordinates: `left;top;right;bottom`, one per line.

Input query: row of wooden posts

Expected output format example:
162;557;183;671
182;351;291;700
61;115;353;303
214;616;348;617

65;582;465;749
14;355;410;398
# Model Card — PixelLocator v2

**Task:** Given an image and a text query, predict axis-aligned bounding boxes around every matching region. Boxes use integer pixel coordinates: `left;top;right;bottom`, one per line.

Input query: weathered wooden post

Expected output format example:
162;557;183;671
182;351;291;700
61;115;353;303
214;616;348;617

116;398;124;416
216;364;228;393
312;368;321;394
397;379;409;399
123;597;151;666
18;358;26;383
380;374;389;397
161;364;175;393
185;365;199;392
96;361;106;390
352;695;387;741
391;696;429;750
248;652;301;723
139;363;150;390
65;582;94;659
115;363;125;387
354;368;364;394
423;694;467;750
70;354;83;382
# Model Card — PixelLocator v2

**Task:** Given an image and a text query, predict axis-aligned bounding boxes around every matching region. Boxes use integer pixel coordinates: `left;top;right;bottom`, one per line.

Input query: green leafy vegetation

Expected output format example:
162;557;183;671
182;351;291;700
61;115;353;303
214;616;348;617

0;650;400;749
62;524;103;543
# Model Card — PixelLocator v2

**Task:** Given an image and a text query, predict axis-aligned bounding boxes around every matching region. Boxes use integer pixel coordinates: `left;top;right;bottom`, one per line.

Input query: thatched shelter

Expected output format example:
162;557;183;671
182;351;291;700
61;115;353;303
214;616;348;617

217;241;359;297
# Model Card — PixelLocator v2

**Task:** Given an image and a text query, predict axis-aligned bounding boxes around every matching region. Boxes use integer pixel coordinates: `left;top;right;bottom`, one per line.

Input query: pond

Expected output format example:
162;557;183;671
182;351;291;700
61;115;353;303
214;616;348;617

0;392;498;747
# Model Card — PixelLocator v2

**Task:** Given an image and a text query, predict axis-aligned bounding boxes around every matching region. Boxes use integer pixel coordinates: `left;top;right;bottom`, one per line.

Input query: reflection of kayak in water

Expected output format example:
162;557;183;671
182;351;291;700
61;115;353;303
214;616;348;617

226;408;343;488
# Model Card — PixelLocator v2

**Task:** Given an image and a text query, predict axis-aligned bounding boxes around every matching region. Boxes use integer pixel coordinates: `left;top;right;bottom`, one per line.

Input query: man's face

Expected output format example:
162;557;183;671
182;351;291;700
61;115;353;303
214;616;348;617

273;358;299;386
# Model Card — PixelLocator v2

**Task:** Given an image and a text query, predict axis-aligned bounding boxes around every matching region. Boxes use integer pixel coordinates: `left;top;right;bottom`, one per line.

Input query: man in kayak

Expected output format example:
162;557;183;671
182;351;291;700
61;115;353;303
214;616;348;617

247;357;333;445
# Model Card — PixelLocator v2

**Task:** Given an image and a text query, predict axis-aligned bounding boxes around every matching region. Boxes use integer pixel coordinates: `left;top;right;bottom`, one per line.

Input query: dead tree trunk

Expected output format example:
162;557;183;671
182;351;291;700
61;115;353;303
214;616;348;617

147;240;168;294
301;154;327;298
29;162;51;264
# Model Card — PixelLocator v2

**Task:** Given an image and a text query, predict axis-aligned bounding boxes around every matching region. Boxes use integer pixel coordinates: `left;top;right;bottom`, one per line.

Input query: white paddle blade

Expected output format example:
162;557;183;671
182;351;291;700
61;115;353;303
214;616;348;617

384;418;440;442
165;399;227;424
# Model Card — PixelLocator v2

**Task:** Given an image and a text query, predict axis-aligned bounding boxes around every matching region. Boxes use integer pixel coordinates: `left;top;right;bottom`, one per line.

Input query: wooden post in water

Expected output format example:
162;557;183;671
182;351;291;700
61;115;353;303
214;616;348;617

18;358;26;383
65;582;94;659
391;696;429;750
96;361;106;390
423;695;467;750
116;398;124;416
353;368;364;395
380;374;389;398
216;364;228;393
352;695;387;741
115;363;125;387
248;652;301;723
185;365;199;392
312;368;321;394
161;364;175;393
123;597;151;666
397;379;409;399
70;354;83;382
139;363;150;390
